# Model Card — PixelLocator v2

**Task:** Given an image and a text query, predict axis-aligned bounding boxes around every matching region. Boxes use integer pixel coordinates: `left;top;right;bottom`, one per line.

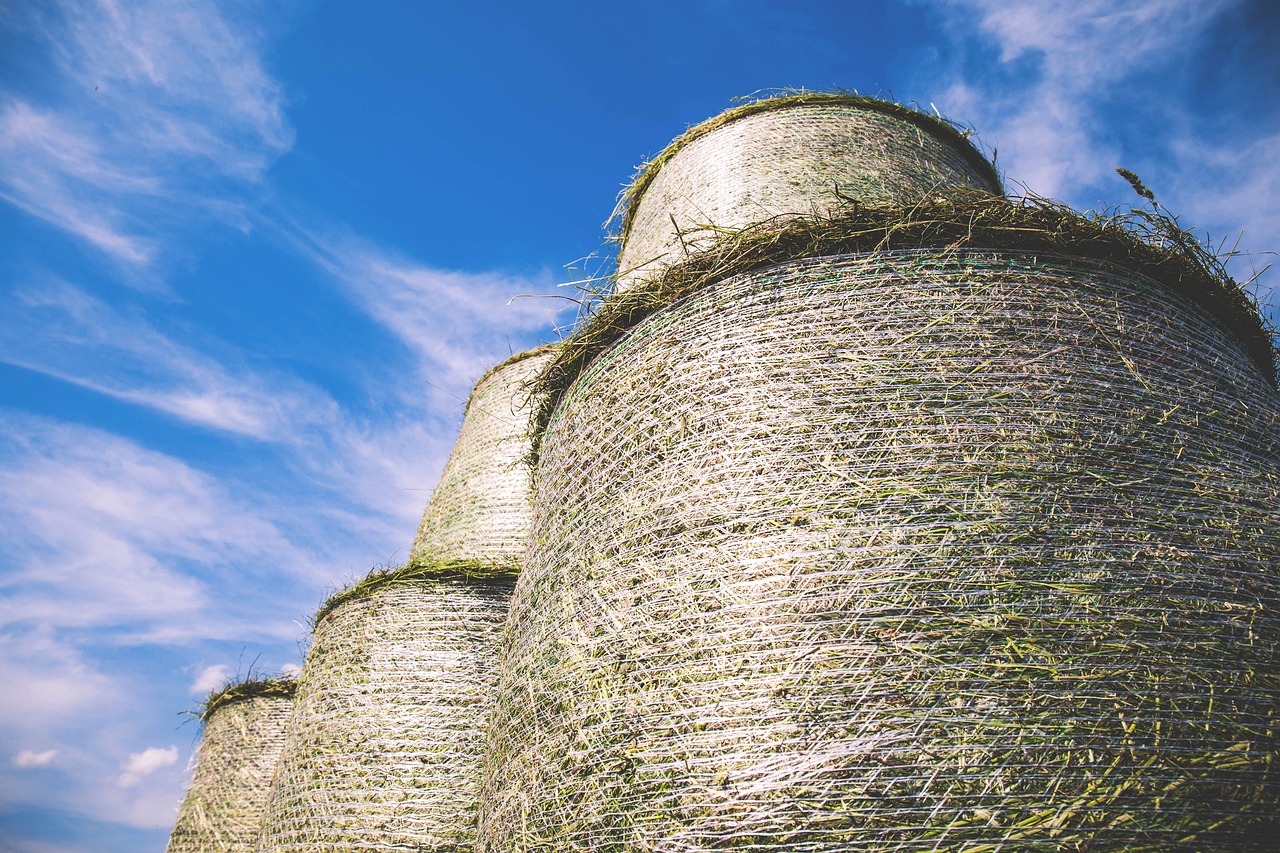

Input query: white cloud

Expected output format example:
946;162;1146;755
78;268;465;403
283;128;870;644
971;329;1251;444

116;745;179;788
189;664;232;696
280;662;302;677
914;0;1278;319
0;0;291;265
13;749;59;768
921;0;1240;198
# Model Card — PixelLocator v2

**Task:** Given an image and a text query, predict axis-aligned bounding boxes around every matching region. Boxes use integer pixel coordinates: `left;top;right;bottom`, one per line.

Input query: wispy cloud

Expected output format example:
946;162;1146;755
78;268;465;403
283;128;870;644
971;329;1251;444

915;0;1278;308
0;411;303;638
0;279;341;441
0;0;291;266
923;0;1237;197
278;219;573;402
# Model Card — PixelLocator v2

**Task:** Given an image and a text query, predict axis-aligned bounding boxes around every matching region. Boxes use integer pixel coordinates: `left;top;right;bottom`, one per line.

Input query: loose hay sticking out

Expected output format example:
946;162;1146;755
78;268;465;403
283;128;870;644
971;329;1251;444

255;562;512;852
410;345;557;569
166;677;295;853
479;249;1280;851
614;92;1002;291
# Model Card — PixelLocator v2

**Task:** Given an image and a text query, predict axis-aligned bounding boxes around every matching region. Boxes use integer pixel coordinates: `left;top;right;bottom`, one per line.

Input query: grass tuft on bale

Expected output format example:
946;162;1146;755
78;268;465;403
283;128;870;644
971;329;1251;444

533;191;1277;465
313;558;517;628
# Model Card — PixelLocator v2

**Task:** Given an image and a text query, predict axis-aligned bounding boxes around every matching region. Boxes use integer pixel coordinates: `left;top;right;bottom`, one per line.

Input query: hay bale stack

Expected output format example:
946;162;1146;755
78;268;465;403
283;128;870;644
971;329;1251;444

478;201;1280;851
614;93;1002;291
254;563;511;852
166;678;295;853
411;345;557;569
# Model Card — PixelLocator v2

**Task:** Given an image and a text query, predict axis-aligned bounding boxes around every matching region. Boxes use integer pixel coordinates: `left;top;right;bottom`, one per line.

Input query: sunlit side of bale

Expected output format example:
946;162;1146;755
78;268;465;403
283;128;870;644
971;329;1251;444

479;248;1280;851
166;682;295;853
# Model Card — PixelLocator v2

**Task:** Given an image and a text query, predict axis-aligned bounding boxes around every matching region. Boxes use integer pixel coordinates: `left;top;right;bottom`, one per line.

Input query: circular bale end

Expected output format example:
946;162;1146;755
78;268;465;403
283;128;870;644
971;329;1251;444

615;93;1002;292
410;345;557;568
165;678;295;853
255;563;513;852
480;236;1280;850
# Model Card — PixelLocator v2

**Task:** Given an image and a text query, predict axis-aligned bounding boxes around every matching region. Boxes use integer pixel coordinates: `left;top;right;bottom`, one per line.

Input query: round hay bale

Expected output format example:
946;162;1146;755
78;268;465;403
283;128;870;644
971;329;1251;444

166;678;296;853
255;562;511;852
479;225;1280;848
410;345;557;569
614;93;1002;292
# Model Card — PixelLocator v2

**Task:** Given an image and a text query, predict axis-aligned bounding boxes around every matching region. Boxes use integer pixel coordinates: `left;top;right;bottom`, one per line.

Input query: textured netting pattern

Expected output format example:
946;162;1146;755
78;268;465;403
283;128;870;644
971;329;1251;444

167;693;294;853
616;103;1001;291
411;346;556;568
478;250;1280;852
255;579;510;852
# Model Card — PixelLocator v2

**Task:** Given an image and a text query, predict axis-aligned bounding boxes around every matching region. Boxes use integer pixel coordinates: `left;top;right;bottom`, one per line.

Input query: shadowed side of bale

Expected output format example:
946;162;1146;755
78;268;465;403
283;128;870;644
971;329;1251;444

615;94;1001;291
166;682;295;853
255;571;510;852
410;346;557;568
478;250;1280;851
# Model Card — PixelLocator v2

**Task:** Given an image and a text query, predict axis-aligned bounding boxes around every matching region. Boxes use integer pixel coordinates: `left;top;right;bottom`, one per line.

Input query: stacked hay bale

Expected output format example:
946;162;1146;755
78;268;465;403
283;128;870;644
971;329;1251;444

411;345;558;568
166;678;295;853
477;100;1280;851
255;347;553;852
614;92;1002;290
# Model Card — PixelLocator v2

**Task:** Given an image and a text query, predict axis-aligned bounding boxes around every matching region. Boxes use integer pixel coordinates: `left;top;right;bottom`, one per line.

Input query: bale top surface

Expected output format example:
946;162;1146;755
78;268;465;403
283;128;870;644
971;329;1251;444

614;92;1003;245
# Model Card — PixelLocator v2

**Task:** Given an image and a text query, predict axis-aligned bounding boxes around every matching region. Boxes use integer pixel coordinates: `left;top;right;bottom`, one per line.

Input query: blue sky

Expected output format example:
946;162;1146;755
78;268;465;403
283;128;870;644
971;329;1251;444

0;1;1277;850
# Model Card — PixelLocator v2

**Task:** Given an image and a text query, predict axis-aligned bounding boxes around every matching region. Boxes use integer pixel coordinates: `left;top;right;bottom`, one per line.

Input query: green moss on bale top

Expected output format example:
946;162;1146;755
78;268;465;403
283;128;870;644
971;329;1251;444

200;676;297;724
313;558;518;627
614;92;1004;245
532;191;1277;465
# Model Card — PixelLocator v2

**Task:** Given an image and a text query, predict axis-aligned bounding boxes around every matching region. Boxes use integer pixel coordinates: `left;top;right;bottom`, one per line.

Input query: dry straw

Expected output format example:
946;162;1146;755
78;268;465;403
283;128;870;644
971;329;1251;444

166;677;296;853
478;200;1280;849
411;345;558;570
614;92;1003;291
255;561;512;852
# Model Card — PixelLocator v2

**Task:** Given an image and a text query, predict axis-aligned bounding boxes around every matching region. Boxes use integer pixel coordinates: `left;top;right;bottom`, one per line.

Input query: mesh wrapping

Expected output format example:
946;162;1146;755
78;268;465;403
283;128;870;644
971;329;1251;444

478;250;1280;851
255;578;510;851
616;101;1001;292
166;692;294;853
411;347;556;567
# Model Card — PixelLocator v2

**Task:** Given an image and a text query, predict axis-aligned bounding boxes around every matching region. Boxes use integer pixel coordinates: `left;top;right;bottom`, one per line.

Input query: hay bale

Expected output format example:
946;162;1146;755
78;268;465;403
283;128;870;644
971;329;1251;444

410;345;557;569
255;562;511;852
479;220;1280;848
166;678;295;853
614;93;1002;292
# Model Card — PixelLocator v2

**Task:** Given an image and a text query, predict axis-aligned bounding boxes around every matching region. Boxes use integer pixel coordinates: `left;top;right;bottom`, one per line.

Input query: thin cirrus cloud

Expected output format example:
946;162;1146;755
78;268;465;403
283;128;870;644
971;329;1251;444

0;0;291;267
0;410;302;638
277;217;575;400
0;279;341;442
